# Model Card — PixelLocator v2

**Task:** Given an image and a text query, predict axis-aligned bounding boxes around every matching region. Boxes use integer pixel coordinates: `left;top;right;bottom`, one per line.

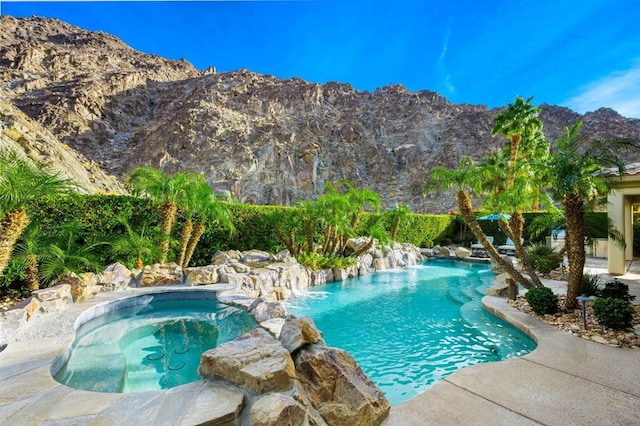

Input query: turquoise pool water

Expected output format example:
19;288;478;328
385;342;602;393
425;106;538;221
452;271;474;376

285;259;536;405
54;298;256;393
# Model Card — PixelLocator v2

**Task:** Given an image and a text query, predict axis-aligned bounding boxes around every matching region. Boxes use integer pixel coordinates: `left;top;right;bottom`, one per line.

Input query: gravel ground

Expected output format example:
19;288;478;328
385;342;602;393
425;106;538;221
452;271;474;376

509;295;640;349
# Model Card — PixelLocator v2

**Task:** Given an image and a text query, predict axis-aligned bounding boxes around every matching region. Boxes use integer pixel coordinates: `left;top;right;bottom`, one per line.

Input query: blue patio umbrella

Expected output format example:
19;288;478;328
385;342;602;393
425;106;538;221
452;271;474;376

477;213;511;221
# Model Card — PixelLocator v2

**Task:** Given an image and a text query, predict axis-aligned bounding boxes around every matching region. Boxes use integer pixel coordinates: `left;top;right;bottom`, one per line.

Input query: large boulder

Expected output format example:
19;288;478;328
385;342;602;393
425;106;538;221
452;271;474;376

250;300;287;323
98;262;133;291
32;284;72;313
432;245;451;258
242;249;275;264
56;272;96;302
184;265;220;286
139;263;183;287
455;246;472;259
250;393;309;426
198;327;296;394
295;345;390;426
490;255;517;274
308;269;334;287
279;315;324;353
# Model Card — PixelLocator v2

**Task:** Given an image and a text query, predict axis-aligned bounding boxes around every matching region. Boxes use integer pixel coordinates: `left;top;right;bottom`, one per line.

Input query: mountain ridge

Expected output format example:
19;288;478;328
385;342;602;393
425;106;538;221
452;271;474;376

1;15;639;212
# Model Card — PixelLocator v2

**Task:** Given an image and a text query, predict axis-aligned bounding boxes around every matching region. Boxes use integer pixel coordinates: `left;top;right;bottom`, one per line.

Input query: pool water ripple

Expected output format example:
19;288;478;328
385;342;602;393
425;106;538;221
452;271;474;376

285;259;536;405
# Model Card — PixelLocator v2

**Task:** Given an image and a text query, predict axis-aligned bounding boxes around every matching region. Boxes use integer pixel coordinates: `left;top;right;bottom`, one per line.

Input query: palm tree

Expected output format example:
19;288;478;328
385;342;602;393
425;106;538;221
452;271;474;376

387;203;412;240
491;96;547;187
341;180;382;228
176;174;208;267
544;121;634;308
182;192;233;268
39;228;107;285
127;167;199;263
426;157;538;288
109;220;160;270
12;224;48;293
0;150;74;276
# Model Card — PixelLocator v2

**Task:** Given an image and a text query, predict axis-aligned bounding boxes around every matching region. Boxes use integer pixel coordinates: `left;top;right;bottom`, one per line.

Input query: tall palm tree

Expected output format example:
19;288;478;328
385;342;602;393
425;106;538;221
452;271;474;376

0;150;74;276
176;174;208;267
426;157;538;288
544;121;634;308
127;167;199;263
491;96;547;187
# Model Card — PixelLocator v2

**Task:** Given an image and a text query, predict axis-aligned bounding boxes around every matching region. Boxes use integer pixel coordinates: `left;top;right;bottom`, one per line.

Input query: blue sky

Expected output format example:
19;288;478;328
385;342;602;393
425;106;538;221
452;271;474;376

2;1;639;118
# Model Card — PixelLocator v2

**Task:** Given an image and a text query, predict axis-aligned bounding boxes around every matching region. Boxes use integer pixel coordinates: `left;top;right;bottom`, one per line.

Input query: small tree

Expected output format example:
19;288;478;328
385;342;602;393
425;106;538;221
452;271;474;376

0;150;75;275
127;166;200;263
543;121;635;308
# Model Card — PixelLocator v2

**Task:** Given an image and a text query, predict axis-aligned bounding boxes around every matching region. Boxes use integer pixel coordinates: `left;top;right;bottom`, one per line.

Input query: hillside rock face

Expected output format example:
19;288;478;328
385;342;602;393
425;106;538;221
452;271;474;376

1;15;639;211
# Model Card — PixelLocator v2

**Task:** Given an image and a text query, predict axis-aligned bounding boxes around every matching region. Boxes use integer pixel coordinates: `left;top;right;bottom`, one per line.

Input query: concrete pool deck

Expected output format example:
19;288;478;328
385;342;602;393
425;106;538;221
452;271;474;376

1;258;639;425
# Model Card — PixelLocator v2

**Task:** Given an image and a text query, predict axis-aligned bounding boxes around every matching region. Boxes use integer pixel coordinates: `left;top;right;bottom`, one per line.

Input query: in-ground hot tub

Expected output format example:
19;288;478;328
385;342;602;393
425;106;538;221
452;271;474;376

52;290;257;393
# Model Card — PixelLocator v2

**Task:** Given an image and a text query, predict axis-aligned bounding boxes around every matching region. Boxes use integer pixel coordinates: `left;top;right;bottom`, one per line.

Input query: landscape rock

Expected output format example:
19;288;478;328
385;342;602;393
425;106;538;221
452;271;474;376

486;281;511;297
260;317;286;339
491;255;517;275
308;269;334;287
279;315;324;353
211;252;232;265
177;382;245;426
455;246;472;259
198;327;296;394
250;300;287;323
432;245;451;258
242;249;275;264
295;345;390;426
139;263;183;287
184;265;220;286
250;393;309;426
98;263;133;291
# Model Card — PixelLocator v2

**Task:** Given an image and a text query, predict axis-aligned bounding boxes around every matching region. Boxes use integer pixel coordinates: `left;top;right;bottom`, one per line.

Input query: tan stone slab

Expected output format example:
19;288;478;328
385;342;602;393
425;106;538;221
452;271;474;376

0;365;62;405
45;389;124;421
383;380;539;426
445;358;640;425
89;390;164;425
178;382;244;426
0;382;73;424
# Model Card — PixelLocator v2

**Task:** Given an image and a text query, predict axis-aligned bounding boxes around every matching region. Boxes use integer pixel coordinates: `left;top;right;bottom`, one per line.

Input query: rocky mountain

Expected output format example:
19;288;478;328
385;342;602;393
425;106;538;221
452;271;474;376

1;15;639;212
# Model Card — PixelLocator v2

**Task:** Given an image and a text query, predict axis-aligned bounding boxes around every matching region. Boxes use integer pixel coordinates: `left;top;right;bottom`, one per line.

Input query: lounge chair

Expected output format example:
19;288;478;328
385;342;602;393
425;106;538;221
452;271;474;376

471;236;493;257
497;238;523;255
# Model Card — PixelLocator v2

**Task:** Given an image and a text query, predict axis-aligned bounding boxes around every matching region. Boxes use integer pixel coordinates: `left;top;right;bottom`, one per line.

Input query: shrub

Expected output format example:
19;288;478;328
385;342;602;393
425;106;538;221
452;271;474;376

593;297;635;329
526;243;563;274
599;279;636;301
295;252;358;270
581;273;603;297
525;286;558;315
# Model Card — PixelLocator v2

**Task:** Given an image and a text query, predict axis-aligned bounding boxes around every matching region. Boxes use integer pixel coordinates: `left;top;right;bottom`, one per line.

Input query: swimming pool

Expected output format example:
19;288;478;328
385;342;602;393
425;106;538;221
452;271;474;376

52;292;257;393
285;258;536;405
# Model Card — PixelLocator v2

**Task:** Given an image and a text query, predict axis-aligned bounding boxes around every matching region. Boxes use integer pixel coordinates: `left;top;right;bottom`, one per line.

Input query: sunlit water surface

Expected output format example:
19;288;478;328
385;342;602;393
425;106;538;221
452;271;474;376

285;258;536;405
